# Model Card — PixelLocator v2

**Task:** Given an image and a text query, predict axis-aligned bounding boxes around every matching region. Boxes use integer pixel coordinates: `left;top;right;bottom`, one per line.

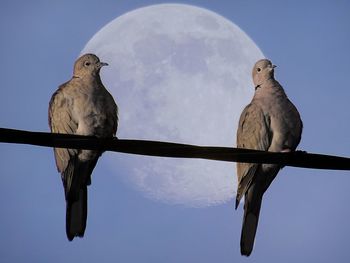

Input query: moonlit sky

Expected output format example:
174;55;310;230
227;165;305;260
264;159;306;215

0;1;349;262
81;4;264;208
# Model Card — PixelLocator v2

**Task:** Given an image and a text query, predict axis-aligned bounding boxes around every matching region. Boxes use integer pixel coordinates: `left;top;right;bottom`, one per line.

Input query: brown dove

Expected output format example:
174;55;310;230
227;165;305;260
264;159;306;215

49;54;118;241
236;59;302;256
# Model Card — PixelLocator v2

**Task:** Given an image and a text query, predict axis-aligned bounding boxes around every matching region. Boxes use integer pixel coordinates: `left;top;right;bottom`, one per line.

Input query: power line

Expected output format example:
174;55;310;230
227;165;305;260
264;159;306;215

0;127;349;170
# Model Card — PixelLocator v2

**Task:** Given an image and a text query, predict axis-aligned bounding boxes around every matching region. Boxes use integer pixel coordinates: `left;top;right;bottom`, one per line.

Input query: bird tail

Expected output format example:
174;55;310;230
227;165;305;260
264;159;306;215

66;186;87;241
64;158;97;241
240;188;263;256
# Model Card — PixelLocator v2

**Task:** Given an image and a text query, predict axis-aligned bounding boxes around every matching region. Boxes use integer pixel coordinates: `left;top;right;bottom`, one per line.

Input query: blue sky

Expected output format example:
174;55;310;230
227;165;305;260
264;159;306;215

0;0;349;262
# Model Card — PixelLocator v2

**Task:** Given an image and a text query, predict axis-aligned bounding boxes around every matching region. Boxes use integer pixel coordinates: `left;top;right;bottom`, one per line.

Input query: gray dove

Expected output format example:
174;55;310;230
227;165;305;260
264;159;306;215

49;53;118;241
236;59;302;256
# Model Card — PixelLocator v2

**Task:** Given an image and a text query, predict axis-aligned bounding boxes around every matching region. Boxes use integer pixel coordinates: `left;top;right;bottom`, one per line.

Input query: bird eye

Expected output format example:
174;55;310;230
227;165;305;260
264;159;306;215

84;61;91;67
257;68;261;72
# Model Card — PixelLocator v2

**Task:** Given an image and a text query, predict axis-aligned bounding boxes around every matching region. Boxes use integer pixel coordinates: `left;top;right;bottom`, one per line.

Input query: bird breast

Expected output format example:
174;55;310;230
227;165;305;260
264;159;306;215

72;88;115;137
257;90;301;152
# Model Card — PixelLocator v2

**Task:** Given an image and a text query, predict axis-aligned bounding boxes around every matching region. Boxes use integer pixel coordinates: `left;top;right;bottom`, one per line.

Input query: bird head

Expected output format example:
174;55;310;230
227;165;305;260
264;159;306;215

252;59;276;88
73;53;108;78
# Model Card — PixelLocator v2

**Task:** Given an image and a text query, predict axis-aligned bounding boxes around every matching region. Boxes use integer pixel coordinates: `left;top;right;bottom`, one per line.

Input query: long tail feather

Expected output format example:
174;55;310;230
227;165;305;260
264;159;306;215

240;187;263;256
66;186;87;241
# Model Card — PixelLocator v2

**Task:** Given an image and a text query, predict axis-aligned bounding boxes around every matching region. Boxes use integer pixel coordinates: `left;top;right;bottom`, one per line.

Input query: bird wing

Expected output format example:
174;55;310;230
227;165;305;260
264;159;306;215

235;102;271;207
48;83;78;181
105;88;119;136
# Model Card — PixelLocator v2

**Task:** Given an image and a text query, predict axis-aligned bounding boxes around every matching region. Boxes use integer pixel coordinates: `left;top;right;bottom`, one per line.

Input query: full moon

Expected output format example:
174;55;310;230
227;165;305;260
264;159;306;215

82;4;264;207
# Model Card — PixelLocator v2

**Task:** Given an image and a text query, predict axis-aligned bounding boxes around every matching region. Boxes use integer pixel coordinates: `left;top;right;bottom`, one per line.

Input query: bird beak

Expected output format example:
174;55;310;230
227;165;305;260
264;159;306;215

98;62;109;68
269;64;276;72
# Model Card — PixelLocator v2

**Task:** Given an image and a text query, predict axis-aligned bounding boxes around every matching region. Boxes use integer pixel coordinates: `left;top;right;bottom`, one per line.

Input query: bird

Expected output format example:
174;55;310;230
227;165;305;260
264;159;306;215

235;59;302;256
48;53;118;241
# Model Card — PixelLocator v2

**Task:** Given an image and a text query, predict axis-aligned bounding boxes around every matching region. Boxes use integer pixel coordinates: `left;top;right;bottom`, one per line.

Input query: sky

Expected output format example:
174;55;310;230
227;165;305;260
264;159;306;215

0;0;349;262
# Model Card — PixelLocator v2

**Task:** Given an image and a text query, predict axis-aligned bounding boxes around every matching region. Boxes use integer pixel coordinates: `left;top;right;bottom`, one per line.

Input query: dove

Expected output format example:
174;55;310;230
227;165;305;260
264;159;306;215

235;59;302;256
49;53;118;241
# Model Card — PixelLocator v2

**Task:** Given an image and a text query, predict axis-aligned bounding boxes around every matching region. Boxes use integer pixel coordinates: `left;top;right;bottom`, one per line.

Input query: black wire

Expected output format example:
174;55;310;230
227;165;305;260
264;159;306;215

0;127;349;170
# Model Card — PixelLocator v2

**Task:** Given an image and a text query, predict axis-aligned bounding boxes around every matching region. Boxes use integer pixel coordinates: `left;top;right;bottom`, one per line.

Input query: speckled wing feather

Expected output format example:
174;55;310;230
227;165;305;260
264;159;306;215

235;102;271;208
